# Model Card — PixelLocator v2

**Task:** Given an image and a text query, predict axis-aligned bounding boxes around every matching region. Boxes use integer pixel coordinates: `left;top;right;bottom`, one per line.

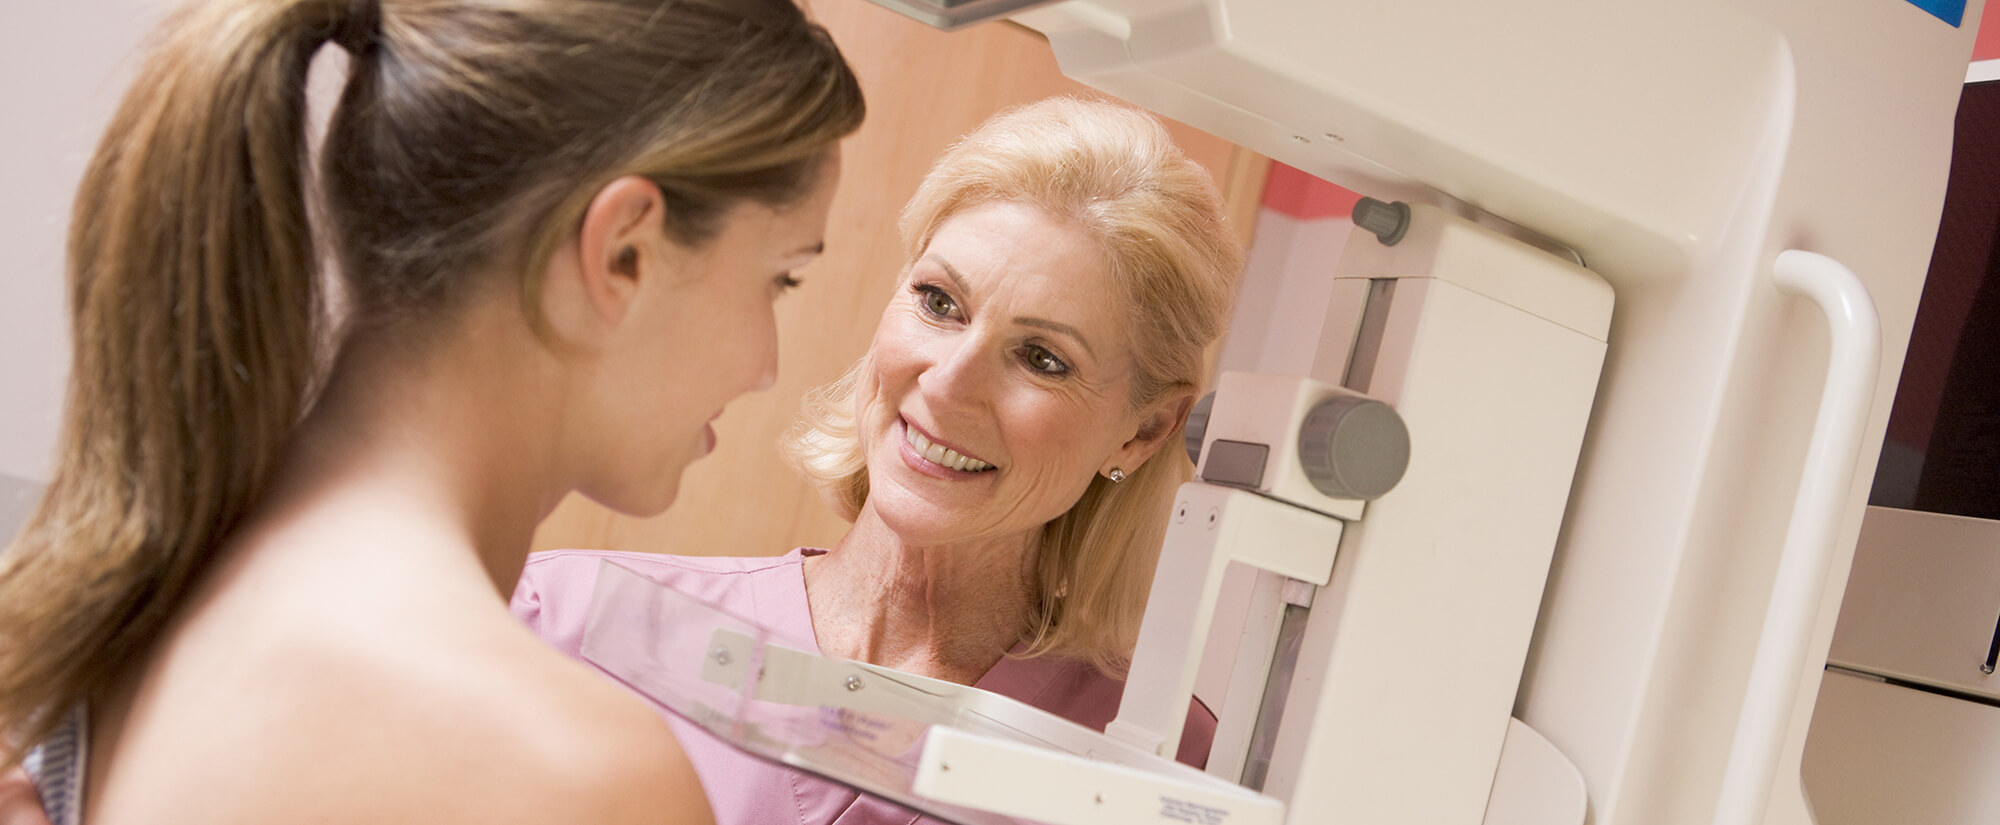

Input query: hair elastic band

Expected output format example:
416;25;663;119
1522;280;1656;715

334;0;382;56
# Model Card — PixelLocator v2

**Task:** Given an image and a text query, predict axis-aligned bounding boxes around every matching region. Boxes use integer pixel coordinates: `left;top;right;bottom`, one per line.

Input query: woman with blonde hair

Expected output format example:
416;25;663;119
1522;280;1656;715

514;96;1244;825
0;0;862;822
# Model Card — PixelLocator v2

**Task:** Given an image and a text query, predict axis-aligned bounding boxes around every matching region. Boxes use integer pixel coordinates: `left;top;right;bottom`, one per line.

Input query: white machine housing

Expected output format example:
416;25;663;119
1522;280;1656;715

1001;2;1975;825
1256;203;1609;823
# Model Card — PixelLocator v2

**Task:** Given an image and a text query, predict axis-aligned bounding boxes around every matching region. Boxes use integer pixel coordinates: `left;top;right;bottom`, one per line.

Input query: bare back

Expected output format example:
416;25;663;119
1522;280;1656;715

82;489;710;825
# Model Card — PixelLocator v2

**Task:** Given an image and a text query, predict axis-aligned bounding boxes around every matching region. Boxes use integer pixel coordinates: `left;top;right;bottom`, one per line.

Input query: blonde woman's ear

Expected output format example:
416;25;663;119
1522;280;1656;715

1108;388;1198;472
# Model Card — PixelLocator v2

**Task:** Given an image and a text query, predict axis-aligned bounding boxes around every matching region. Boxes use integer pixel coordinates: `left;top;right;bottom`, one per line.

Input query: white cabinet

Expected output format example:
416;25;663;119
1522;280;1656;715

1803;506;2000;822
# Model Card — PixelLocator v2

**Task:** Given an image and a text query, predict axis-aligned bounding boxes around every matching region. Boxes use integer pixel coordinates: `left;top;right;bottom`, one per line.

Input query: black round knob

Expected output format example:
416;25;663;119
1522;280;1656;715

1297;395;1410;500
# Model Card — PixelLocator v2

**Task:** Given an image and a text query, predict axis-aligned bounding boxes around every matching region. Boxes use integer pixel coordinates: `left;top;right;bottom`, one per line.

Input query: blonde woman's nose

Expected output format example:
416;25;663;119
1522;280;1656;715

918;337;990;406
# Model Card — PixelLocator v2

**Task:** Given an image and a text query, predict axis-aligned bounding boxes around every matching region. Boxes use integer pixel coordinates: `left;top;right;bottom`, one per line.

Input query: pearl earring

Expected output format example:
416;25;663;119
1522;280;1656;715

1107;468;1126;483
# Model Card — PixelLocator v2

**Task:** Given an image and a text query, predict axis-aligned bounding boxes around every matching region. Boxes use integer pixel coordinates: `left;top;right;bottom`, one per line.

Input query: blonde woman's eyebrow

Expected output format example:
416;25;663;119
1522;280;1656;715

927;253;1095;359
929;253;972;295
1016;317;1094;358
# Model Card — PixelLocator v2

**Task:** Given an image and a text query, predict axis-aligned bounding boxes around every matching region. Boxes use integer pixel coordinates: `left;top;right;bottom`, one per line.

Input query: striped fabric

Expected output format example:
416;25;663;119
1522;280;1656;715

22;705;84;825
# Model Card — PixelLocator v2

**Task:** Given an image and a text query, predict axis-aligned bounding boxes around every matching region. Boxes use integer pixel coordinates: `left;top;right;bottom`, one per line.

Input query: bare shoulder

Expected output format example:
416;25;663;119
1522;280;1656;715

302;620;715;825
90;507;714;825
105;603;712;825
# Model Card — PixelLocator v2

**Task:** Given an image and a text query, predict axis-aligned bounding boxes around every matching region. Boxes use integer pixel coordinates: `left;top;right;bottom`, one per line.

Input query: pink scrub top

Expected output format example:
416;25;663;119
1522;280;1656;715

512;548;1217;825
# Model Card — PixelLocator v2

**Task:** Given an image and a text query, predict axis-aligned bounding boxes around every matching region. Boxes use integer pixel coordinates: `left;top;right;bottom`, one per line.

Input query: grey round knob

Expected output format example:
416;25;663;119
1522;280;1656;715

1296;395;1409;500
1185;392;1216;465
1352;197;1410;246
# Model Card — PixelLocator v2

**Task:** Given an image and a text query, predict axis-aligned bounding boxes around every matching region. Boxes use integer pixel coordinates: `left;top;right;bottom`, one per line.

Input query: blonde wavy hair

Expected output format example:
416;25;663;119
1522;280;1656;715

786;97;1243;676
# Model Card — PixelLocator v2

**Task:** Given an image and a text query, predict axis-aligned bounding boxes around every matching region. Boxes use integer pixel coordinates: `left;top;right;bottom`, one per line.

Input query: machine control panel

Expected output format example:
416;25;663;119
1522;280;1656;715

1188;373;1409;514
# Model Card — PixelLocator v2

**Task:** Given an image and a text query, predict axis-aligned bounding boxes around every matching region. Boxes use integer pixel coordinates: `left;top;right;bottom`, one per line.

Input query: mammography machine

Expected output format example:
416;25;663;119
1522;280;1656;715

586;1;1985;824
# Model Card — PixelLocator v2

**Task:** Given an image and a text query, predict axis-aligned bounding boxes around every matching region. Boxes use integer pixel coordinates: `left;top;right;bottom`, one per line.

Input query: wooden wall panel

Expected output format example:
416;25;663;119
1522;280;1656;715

531;1;1264;558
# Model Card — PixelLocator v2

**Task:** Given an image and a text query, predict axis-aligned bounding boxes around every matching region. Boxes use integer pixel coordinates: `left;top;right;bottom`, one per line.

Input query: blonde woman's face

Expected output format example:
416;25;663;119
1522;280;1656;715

854;200;1155;545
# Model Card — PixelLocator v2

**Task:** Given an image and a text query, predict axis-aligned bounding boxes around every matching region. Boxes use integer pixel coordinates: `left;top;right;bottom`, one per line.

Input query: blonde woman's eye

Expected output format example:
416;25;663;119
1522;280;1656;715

1020;345;1069;376
915;284;959;318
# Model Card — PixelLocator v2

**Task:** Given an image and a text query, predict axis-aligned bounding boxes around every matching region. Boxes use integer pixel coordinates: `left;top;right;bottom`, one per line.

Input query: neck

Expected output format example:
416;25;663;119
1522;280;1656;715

804;504;1040;684
248;308;573;595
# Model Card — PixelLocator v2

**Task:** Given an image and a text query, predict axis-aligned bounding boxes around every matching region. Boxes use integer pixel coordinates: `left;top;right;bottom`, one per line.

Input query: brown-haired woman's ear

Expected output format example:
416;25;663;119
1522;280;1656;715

541;176;676;349
575;177;672;323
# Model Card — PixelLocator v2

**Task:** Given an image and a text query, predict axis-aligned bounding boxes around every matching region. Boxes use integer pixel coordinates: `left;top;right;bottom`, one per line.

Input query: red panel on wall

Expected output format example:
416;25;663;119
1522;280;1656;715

1261;162;1364;220
1976;0;2000;60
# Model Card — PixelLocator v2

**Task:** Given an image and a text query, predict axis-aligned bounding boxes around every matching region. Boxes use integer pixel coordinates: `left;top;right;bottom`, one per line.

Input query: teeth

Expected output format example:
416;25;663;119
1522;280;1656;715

905;424;993;472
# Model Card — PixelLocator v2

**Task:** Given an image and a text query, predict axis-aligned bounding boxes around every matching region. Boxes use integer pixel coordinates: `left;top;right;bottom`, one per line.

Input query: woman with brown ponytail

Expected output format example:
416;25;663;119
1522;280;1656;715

0;0;862;822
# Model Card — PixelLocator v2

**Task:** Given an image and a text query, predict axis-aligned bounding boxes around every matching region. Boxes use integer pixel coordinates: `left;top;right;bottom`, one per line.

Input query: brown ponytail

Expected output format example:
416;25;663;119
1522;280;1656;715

0;0;342;757
0;0;862;759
